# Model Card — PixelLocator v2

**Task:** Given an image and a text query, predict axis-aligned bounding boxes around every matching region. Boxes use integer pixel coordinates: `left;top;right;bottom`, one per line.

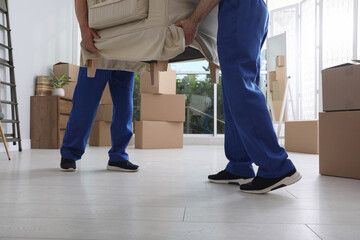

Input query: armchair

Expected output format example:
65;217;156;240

82;0;219;83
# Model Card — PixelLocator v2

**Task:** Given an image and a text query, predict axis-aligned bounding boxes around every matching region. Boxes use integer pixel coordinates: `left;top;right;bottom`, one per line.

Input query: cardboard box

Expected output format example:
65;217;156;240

140;69;176;94
276;66;286;81
272;80;286;101
276;56;285;67
95;104;113;122
53;62;79;99
322;63;360;111
268;71;276;92
319;111;360;179
140;94;185;122
135;121;183;149
271;100;284;121
128;122;134;146
128;134;134;146
285;120;319;154
101;83;113;104
90;121;134;147
89;121;112;146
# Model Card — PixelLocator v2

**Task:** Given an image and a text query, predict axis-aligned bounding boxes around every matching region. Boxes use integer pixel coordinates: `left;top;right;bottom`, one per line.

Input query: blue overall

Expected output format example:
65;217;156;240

60;68;134;162
218;0;295;178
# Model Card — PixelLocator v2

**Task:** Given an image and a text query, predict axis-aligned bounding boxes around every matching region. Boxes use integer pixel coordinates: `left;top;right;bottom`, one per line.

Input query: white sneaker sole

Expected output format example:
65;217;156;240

209;178;254;185
60;168;76;172
241;171;302;194
107;165;139;172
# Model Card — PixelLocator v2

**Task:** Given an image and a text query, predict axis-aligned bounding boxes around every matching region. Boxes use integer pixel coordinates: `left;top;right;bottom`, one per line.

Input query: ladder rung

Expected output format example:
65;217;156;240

2;119;19;124
0;100;18;105
0;2;7;13
0;138;21;143
0;43;11;50
0;24;10;31
0;59;13;68
0;81;15;87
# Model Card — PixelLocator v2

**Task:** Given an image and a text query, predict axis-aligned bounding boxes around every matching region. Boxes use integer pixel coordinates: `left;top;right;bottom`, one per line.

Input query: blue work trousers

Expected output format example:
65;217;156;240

218;0;295;178
60;68;134;162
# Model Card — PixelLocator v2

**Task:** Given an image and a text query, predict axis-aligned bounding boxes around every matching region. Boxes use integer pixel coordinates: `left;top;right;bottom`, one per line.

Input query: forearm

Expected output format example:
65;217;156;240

74;0;89;29
189;0;221;25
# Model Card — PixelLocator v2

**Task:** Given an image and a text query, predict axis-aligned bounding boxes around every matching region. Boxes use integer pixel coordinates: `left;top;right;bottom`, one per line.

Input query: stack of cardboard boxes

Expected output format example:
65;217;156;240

319;62;360;179
269;58;319;154
135;67;185;149
89;84;134;147
269;56;286;121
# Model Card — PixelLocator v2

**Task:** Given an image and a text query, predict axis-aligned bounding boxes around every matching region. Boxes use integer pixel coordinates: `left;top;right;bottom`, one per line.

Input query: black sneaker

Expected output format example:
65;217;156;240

107;160;139;172
60;157;76;172
240;168;302;194
208;170;254;185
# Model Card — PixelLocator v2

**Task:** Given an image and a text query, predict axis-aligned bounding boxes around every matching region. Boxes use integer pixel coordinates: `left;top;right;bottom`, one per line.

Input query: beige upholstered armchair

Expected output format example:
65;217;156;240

82;0;220;83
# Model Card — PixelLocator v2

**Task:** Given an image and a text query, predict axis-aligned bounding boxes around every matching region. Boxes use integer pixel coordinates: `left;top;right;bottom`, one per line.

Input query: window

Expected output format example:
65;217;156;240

269;0;359;118
172;61;216;135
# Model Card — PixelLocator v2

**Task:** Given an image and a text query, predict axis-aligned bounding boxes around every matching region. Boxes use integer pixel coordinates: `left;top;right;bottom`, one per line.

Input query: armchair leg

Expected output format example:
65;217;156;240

0;122;11;160
149;61;169;86
209;61;220;84
87;59;99;78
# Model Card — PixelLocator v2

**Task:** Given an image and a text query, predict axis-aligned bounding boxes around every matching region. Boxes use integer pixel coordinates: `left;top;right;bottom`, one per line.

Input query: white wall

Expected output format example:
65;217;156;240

1;0;75;150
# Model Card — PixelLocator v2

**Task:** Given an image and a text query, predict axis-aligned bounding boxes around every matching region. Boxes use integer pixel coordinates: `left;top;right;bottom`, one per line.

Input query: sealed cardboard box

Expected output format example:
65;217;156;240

322;62;360;111
140;94;185;122
272;80;286;101
285;120;318;154
140;69;176;94
89;121;111;146
135;121;183;149
319;111;360;179
276;56;285;67
276;66;286;81
101;83;113;104
90;121;134;147
271;100;284;121
53;62;79;99
95;104;113;122
268;71;276;92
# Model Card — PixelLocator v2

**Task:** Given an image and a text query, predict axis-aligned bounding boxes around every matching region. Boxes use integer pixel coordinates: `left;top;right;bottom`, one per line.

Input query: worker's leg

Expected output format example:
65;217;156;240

61;68;110;161
217;0;295;178
223;86;255;178
107;70;134;162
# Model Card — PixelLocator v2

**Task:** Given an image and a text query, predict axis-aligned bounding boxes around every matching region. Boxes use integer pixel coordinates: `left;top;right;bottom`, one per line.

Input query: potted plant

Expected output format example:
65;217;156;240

49;70;71;96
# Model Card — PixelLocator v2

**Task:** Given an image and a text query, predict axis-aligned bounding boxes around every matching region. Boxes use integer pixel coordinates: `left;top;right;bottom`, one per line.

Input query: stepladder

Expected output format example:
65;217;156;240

0;0;22;155
267;76;296;140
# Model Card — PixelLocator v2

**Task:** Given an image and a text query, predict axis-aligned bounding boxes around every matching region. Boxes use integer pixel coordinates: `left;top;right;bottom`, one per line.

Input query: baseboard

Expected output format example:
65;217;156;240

0;139;31;152
183;135;224;146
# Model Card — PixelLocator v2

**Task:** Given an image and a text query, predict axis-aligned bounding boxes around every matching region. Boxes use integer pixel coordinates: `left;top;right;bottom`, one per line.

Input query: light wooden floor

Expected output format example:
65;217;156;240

0;145;359;240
